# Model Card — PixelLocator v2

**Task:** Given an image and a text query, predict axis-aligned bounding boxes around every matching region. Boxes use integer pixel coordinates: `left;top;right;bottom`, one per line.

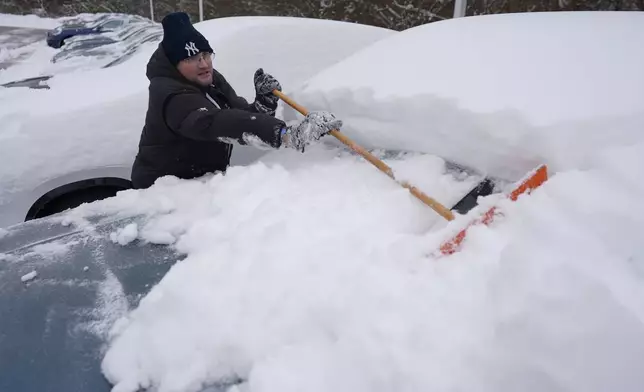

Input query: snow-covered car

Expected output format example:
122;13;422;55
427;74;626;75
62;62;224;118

291;11;644;182
50;13;162;67
46;13;150;49
2;11;644;392
1;14;162;88
0;15;395;229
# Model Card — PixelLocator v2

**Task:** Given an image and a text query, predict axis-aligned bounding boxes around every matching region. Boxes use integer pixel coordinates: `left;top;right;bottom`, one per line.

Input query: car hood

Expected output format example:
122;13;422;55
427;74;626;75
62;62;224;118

0;214;237;391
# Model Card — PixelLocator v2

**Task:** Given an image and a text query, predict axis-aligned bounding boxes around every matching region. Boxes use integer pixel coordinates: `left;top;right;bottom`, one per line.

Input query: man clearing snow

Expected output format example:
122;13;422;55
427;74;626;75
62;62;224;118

131;12;342;189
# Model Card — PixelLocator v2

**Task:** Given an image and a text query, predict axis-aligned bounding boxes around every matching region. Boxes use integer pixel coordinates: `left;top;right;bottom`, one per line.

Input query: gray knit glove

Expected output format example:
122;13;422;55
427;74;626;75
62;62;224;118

253;68;281;116
283;111;342;152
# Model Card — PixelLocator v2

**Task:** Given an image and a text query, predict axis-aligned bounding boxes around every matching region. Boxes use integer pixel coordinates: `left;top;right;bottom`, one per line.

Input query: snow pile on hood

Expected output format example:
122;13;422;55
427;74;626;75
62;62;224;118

290;11;644;181
55;135;644;392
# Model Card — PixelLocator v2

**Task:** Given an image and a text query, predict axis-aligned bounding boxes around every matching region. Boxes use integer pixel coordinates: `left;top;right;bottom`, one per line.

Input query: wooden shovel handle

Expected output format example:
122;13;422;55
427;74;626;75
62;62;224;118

273;89;455;221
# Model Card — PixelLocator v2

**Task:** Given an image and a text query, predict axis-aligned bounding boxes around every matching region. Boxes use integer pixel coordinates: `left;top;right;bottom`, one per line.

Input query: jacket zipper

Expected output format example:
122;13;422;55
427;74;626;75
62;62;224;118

205;91;232;162
205;92;221;109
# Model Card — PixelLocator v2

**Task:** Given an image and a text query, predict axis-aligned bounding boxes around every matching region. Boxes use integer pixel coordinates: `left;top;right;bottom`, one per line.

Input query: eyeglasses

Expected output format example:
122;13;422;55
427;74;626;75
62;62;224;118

183;51;214;65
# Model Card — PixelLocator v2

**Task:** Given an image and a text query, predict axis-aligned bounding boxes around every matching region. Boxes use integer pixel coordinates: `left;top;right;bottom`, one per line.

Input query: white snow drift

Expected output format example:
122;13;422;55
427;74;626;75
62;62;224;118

291;11;644;181
64;139;644;392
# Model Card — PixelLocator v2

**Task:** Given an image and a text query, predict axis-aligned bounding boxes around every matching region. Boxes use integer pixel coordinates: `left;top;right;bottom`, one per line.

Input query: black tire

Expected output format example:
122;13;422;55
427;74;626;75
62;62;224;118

31;186;122;220
26;178;132;221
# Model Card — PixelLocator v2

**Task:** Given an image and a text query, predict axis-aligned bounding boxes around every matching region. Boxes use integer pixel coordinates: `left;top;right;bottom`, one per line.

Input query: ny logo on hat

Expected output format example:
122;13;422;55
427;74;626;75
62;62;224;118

185;41;199;56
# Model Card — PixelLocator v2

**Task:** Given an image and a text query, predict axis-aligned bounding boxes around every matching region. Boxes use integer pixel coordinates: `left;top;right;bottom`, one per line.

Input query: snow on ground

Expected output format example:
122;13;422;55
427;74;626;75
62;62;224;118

0;13;60;29
291;11;644;181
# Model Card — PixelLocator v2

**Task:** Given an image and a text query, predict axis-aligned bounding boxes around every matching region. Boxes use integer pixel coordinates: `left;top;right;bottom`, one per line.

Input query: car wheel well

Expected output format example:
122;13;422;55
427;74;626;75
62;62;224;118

26;177;132;221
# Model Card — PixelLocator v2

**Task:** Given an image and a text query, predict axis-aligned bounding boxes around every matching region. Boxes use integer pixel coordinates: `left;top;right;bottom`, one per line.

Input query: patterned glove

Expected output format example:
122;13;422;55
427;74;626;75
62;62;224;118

283;111;343;152
253;68;281;116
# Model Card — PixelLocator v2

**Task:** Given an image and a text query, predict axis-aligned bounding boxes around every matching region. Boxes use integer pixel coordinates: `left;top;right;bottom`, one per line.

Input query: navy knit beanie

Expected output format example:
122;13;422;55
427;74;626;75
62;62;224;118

161;12;213;66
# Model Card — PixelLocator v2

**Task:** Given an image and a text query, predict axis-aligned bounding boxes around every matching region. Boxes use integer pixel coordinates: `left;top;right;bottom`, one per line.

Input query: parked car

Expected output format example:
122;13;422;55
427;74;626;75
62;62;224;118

46;14;117;48
1;14;163;89
0;16;396;229
50;14;162;65
45;13;139;49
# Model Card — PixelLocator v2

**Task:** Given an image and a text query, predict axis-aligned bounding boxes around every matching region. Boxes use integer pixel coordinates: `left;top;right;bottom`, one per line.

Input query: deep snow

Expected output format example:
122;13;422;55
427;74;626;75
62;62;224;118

61;139;644;392
2;10;644;392
291;11;644;181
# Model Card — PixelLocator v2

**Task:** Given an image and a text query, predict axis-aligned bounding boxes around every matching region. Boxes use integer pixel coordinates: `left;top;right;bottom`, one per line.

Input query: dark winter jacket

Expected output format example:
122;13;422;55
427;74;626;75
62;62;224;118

130;44;286;189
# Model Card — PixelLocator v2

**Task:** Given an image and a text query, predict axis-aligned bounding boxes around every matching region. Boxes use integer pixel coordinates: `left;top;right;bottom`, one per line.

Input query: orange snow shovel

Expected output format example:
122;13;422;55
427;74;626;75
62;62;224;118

273;90;550;257
273;89;456;221
439;163;548;255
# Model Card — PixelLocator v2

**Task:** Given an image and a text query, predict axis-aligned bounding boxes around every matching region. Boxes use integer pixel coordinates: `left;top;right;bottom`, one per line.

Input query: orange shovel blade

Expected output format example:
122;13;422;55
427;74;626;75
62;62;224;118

439;164;548;256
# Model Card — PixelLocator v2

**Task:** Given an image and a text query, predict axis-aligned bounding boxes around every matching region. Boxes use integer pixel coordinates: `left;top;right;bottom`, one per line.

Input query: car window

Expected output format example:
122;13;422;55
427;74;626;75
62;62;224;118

101;20;124;30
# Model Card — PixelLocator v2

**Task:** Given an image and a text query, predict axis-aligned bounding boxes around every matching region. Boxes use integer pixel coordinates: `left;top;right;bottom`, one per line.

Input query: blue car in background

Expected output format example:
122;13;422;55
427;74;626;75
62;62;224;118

3;13;162;90
46;14;128;48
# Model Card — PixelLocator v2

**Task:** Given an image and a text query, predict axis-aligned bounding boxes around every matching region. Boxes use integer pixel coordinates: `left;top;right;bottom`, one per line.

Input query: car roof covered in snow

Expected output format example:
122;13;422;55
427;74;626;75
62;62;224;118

292;11;644;181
